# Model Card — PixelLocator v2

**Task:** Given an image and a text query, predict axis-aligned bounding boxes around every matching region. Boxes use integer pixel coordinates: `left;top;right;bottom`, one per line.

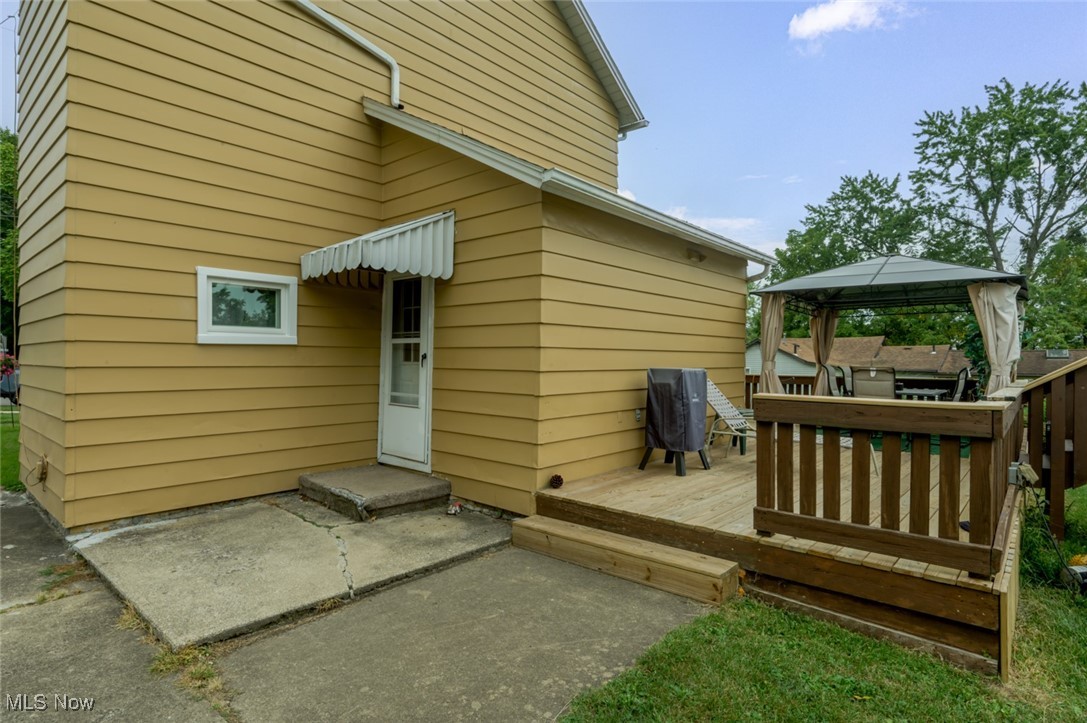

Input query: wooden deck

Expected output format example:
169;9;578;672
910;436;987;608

531;438;1020;674
538;443;993;593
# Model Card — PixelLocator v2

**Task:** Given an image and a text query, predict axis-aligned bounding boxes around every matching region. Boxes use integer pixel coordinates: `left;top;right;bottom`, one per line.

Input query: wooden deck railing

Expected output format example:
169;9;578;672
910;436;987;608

753;394;1023;577
745;375;816;408
1016;356;1087;539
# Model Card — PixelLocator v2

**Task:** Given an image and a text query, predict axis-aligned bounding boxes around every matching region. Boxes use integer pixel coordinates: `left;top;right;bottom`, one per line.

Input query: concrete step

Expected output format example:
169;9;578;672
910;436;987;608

299;465;450;521
512;515;738;604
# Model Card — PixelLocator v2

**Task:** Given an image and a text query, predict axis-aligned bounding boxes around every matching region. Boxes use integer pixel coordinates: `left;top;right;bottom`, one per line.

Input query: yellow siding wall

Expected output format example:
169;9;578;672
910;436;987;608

380;127;544;515
48;0;392;526
356;0;620;187
18;0;724;526
17;0;71;522
537;196;749;486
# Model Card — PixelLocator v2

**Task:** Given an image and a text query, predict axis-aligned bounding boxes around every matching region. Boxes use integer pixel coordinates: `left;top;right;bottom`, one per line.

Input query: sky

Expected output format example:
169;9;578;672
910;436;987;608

2;1;1085;263
584;0;1087;261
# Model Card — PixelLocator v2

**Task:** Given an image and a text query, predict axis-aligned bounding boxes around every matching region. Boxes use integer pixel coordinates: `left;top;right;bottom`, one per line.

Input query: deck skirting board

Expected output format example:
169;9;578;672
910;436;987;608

747;579;998;676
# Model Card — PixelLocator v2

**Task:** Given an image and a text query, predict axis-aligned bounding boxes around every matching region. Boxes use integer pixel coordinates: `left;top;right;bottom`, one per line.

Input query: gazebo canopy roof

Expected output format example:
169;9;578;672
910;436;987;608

753;255;1028;312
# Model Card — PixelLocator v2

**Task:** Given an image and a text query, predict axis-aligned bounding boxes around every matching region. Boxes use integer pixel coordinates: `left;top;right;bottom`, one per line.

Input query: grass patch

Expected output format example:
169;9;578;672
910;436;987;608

1;414;23;492
563;599;1036;722
563;485;1087;722
118;606;239;721
35;560;96;603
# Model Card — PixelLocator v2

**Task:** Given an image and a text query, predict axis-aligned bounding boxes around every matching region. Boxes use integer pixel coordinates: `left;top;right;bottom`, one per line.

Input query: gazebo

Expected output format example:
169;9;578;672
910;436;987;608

753;255;1029;399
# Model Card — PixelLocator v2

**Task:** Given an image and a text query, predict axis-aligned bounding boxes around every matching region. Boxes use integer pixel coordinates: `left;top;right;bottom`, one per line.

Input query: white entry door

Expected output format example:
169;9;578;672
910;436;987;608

378;274;433;471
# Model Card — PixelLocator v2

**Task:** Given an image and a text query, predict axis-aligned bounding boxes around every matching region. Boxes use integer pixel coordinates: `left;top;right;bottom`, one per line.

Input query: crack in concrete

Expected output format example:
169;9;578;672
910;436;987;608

263;498;341;530
328;528;355;598
327;487;373;521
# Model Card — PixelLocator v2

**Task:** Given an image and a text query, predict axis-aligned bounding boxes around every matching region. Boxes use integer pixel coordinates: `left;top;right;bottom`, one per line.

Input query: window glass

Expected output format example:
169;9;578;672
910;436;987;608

196;267;297;345
211;283;281;328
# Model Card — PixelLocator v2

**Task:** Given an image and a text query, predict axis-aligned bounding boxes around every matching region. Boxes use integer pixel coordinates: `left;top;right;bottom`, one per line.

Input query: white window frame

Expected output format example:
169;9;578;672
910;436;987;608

196;267;298;345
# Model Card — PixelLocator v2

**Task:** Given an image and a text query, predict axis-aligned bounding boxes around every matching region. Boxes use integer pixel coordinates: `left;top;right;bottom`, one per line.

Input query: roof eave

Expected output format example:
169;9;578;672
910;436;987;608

557;0;648;137
362;99;774;266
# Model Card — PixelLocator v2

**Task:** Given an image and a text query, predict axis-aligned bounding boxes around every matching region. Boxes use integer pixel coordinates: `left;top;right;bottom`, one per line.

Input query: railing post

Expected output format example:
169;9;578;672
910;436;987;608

755;420;775;535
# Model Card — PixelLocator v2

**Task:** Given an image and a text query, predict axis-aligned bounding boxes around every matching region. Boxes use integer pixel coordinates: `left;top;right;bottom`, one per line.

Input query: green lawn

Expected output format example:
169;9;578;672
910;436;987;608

563;487;1087;722
1;414;23;492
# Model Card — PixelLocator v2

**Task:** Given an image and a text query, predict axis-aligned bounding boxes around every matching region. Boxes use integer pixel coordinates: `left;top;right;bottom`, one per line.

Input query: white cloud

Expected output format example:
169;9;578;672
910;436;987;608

665;206;761;238
788;0;908;42
617;188;637;202
782;175;803;184
739;174;770;181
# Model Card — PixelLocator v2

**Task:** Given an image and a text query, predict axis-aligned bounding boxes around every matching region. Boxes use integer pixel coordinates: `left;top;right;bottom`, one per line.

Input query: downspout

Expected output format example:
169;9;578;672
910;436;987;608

290;0;402;109
746;261;772;283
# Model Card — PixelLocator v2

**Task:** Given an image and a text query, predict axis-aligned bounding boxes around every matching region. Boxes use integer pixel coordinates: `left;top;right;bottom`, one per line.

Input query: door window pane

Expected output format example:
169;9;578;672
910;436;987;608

390;341;420;406
392;277;421;339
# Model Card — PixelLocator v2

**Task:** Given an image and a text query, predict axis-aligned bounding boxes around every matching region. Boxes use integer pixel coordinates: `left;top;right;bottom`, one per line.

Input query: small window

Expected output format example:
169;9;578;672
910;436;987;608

1046;349;1070;359
197;267;297;345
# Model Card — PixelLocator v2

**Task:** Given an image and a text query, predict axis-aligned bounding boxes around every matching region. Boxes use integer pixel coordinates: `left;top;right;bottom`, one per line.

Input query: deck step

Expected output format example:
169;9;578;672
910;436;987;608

513;515;738;604
299;465;450;521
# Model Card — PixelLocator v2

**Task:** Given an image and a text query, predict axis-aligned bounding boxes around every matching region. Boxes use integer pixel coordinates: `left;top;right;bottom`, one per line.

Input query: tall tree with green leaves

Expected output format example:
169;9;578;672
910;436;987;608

1022;230;1087;349
0;129;17;354
761;172;959;342
911;79;1087;280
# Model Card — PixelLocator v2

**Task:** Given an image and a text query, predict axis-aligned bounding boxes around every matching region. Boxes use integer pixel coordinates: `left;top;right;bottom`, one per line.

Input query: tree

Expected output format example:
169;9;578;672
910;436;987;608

911;79;1087;281
1022;230;1087;349
761;172;960;342
0;129;16;354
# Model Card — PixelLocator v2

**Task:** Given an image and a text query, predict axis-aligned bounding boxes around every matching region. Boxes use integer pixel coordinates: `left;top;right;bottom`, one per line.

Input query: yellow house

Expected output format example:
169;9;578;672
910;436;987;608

17;0;773;529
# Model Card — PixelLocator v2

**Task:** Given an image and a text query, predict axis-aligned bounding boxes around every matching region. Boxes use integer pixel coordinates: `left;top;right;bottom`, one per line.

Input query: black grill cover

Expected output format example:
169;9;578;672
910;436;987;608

644;368;707;451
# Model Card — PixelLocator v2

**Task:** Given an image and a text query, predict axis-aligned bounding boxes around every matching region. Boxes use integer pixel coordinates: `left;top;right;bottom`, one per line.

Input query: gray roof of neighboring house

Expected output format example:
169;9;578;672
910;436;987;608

1016;349;1087;378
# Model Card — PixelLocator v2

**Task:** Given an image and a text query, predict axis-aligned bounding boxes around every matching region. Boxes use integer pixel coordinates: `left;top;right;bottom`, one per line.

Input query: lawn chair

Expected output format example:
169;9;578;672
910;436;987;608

820;363;845;396
851;366;896;399
950;367;969;402
705;379;756;457
839;365;855;396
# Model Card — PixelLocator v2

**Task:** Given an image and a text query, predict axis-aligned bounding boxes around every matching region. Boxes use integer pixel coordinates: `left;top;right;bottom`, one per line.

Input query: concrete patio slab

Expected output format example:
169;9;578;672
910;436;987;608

0;588;221;721
1;491;72;610
76;499;511;650
222;548;707;722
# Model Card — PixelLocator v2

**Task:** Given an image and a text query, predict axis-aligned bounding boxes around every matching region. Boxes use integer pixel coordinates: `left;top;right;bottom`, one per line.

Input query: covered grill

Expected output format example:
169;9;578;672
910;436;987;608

638;368;711;476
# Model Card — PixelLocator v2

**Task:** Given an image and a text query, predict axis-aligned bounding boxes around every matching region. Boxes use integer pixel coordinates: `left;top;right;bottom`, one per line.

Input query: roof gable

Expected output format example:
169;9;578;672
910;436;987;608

557;1;647;134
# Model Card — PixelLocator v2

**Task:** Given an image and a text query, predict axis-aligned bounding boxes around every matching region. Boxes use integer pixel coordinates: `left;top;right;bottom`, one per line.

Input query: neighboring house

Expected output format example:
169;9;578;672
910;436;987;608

17;0;772;529
745;336;886;377
1016;350;1087;380
746;336;971;380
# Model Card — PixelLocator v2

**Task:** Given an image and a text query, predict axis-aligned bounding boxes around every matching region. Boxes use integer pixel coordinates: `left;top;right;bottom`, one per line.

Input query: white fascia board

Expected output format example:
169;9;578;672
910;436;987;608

557;1;648;134
539;169;776;265
362;99;775;266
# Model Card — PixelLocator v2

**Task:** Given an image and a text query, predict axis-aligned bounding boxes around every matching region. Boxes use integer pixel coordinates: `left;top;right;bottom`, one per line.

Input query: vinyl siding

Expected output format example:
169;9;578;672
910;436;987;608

48;0;388;526
13;0;690;526
343;0;620;187
381;127;544;515
537;196;749;485
16;0;71;522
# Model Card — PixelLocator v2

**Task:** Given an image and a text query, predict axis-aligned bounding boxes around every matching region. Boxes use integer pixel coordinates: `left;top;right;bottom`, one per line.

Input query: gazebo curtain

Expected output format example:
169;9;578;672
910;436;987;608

810;308;839;396
759;293;786;394
968;281;1021;397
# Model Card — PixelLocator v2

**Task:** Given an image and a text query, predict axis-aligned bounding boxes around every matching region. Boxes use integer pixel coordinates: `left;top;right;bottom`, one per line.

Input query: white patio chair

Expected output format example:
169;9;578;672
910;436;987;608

705;379;756;457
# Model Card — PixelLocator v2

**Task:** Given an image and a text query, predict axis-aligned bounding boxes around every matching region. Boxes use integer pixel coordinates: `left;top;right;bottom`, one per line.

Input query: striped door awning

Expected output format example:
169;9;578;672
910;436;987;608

301;210;455;282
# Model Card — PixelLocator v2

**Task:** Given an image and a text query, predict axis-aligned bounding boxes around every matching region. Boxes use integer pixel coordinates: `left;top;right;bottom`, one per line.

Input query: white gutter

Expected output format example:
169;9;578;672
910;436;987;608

745;263;773;283
362;99;775;268
290;0;402;109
